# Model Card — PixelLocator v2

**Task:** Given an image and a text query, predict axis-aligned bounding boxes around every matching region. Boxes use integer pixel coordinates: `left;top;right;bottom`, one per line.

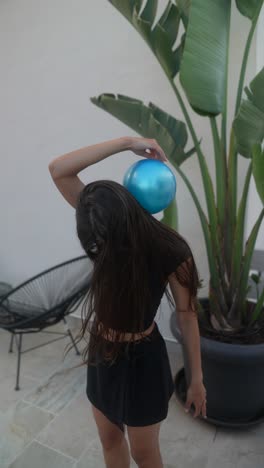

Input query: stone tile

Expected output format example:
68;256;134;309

159;393;214;467
9;440;75;468
0;374;38;413
0;331;29;382
163;465;180;468
205;425;264;468
160;394;215;445
237;454;264;468
0;321;84;384
2;326;264;468
24;355;86;413
0;400;54;467
75;437;137;468
19;339;72;381
159;437;209;468
36;392;98;459
21;334;82;381
205;455;262;468
75;438;106;468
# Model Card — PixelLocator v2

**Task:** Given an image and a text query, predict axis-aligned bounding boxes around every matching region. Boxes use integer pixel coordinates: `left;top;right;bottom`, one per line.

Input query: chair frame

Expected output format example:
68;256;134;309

0;255;91;390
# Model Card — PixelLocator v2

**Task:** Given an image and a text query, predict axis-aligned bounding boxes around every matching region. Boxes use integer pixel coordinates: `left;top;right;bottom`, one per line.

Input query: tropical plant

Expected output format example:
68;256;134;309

91;0;264;339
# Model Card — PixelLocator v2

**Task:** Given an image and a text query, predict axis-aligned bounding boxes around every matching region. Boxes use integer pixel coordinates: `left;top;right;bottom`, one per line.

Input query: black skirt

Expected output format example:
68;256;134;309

86;321;174;432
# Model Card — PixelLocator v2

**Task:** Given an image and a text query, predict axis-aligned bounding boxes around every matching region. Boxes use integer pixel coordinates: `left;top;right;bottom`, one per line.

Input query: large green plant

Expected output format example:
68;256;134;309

91;0;264;334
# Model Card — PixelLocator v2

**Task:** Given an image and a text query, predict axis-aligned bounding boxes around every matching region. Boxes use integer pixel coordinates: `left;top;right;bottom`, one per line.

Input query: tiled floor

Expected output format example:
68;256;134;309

0;318;263;468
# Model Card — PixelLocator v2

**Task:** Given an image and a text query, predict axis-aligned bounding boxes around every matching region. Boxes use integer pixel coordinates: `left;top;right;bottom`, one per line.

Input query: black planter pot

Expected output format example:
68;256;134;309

170;301;264;428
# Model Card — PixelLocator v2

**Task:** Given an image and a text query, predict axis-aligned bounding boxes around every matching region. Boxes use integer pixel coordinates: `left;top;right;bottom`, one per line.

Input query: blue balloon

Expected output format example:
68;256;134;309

123;159;176;214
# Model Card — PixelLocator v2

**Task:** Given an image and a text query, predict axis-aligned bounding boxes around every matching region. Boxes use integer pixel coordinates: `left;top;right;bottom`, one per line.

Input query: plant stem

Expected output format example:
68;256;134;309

161;198;178;230
170;81;218;230
169;81;227;302
225;129;237;278
227;129;237;238
171;160;228;315
170;81;230;309
235;5;263;115
210;117;227;228
230;162;252;294
210;116;231;302
221;3;231;156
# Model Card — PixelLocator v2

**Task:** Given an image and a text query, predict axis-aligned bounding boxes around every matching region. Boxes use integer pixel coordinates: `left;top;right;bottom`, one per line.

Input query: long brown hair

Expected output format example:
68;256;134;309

74;180;199;366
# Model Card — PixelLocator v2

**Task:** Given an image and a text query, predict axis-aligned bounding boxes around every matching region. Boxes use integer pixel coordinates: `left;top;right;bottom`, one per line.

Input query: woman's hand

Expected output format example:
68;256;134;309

185;380;207;419
128;137;168;162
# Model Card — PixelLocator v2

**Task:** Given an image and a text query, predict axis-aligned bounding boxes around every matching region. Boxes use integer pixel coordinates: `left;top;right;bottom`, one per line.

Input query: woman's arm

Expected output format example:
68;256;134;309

48;137;130;209
48;137;167;209
169;271;203;383
169;270;207;418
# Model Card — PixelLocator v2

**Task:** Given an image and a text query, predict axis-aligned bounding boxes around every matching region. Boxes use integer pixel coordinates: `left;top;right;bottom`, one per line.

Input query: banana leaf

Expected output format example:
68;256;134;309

180;0;231;115
233;67;264;158
235;0;264;20
108;0;183;79
91;94;194;166
252;144;264;204
176;0;190;28
140;0;158;24
235;209;264;313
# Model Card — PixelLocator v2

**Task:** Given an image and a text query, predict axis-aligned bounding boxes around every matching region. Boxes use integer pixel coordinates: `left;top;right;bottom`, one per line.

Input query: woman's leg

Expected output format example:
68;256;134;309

127;422;163;468
91;404;130;468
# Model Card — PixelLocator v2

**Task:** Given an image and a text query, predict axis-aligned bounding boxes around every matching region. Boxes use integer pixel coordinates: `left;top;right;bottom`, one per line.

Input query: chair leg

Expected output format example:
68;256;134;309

15;334;23;391
9;333;14;353
63;317;80;356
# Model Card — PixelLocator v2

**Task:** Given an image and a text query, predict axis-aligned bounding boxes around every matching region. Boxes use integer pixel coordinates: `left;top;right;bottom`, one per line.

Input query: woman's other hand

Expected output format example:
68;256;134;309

128;137;168;162
185;381;207;419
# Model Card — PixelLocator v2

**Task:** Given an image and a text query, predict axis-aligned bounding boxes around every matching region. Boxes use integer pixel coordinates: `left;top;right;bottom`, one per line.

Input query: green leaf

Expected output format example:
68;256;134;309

149;102;187;148
251;287;264;322
233;68;264;158
251;273;261;284
180;0;231;115
252;144;264;204
108;0;136;20
132;9;152;42
246;67;264;113
91;93;191;166
161;198;178;230
151;24;178;78
140;0;158;23
235;0;264;20
233;102;264;158
154;2;180;47
176;0;190;28
236;209;264;311
108;0;182;79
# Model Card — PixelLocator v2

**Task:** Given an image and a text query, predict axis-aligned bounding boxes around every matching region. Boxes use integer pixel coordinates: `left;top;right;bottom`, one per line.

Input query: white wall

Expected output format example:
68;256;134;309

0;1;258;339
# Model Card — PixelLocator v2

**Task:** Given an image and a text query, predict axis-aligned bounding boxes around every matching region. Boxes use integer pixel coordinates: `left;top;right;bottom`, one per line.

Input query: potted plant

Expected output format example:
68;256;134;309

90;0;264;427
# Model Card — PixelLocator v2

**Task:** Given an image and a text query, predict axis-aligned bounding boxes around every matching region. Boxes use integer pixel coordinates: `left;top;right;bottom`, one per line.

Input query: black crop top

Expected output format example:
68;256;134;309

142;242;192;331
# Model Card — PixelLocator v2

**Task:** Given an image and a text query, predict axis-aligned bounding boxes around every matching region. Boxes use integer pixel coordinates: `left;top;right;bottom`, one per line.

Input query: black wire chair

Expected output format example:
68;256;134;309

0;255;92;390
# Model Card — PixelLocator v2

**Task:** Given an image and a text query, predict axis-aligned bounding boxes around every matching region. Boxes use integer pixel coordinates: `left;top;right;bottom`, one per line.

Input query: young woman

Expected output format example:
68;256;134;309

49;136;207;468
